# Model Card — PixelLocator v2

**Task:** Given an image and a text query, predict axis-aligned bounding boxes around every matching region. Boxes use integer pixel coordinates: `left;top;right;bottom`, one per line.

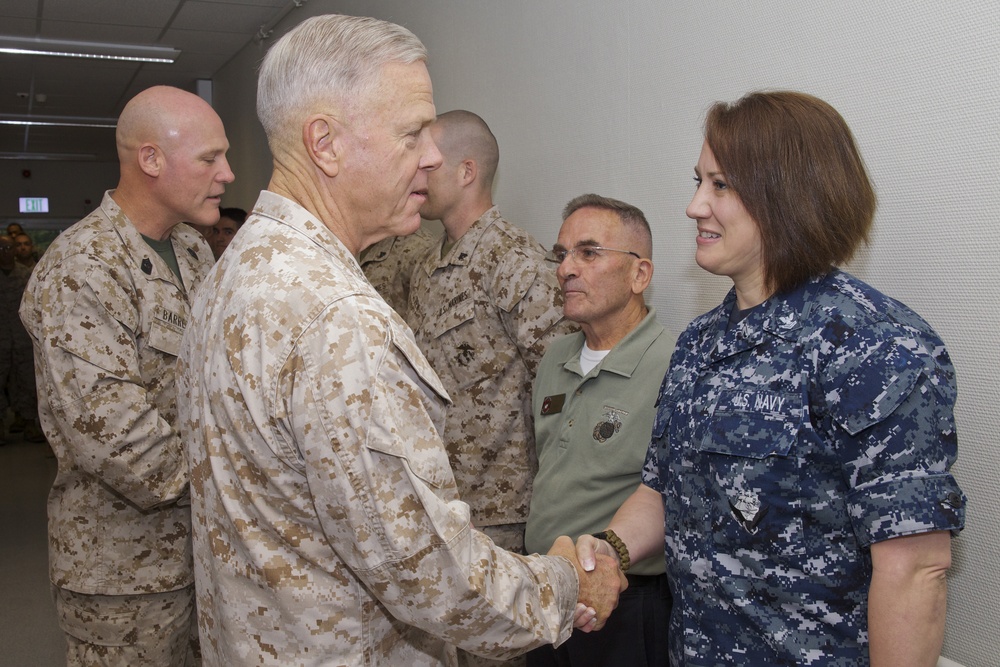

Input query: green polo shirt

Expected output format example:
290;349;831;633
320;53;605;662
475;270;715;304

525;308;676;575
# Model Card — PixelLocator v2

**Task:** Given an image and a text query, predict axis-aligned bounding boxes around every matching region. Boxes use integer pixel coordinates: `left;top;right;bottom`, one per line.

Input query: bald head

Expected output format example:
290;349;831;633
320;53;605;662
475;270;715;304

432;110;499;190
116;86;218;160
112;85;234;236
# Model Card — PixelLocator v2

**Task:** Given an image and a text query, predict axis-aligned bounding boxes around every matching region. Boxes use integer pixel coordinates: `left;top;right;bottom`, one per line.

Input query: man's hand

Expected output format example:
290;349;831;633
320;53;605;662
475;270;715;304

548;535;627;632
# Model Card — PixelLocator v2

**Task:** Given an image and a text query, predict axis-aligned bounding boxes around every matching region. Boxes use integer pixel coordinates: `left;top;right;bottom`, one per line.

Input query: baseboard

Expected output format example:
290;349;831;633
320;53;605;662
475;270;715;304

938;657;966;667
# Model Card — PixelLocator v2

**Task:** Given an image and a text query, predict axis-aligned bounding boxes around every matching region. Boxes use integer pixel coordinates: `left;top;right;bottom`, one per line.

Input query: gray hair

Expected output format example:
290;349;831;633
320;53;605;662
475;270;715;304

562;193;652;257
257;14;427;151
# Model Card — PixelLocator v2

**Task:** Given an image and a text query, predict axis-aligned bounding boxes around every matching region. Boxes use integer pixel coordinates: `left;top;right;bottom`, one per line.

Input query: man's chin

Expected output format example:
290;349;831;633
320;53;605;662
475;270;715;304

188;211;221;229
394;216;423;237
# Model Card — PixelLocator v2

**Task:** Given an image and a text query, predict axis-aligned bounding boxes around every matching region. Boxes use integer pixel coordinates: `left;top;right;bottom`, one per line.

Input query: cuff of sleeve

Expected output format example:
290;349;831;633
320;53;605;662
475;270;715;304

847;473;965;548
544;554;580;645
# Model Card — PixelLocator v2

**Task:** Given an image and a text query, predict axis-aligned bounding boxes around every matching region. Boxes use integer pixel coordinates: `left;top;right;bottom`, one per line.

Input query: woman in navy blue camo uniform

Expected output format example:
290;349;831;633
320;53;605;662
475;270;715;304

581;90;966;667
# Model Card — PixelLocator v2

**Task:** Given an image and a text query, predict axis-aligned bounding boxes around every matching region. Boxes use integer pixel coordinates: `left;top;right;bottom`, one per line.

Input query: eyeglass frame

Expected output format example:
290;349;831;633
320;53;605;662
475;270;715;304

545;245;641;264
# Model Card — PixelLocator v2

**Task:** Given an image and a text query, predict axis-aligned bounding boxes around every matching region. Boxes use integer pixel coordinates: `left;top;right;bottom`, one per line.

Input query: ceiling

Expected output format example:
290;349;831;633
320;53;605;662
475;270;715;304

0;0;300;163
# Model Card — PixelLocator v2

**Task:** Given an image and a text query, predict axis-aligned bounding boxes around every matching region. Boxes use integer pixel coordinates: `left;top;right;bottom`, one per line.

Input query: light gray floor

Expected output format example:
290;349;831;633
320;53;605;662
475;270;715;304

0;434;65;667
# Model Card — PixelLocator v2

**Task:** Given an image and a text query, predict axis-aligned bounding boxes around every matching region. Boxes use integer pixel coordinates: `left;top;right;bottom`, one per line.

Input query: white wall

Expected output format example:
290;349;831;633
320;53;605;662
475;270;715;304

215;2;1000;664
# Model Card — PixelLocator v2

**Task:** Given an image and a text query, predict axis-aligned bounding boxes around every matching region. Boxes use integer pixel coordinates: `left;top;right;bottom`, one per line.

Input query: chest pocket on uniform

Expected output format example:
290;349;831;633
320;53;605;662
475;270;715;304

146;306;186;357
696;388;806;556
426;293;475;339
423;297;504;391
700;389;801;458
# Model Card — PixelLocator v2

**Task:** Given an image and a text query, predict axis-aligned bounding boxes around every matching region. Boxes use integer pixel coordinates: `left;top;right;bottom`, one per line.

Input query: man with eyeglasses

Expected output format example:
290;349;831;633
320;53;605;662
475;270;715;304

525;194;677;667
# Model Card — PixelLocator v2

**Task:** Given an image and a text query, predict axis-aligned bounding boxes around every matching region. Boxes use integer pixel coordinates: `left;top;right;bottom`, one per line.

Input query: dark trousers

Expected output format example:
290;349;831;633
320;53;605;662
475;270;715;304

526;573;670;667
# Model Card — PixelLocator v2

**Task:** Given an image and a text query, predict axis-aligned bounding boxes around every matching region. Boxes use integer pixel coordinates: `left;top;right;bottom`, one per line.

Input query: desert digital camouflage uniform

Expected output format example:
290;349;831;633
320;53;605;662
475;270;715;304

0;259;35;427
54;586;197;666
360;227;436;319
177;191;578;666
406;206;574;551
644;269;966;666
19;191;212;663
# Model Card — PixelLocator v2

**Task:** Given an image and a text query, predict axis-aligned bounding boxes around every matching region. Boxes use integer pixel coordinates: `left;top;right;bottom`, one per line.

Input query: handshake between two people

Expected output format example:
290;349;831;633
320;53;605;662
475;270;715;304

547;535;628;633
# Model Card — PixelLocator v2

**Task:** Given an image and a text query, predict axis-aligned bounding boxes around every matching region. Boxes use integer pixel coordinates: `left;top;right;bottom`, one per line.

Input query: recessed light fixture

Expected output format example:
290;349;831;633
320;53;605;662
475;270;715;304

0;152;99;161
0;35;179;64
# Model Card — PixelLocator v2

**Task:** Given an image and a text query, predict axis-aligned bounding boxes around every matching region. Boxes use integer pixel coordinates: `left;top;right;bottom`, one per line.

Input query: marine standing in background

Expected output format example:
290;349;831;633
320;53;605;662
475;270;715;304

20;85;232;667
13;232;39;270
208;206;247;260
360;227;435;319
0;234;44;444
406;109;574;574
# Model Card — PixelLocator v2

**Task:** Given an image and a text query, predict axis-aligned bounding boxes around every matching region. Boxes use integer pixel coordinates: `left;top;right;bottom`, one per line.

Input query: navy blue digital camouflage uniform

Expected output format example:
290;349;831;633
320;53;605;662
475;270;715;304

643;269;966;666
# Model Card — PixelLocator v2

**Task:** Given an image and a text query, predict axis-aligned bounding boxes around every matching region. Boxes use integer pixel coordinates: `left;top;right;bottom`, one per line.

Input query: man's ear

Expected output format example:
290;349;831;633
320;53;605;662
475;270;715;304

137;143;161;178
304;115;341;178
632;257;654;295
459;158;477;187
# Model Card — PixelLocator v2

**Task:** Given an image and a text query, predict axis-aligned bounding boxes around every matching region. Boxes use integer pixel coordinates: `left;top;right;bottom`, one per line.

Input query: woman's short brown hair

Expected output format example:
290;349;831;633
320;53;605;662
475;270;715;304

704;91;876;295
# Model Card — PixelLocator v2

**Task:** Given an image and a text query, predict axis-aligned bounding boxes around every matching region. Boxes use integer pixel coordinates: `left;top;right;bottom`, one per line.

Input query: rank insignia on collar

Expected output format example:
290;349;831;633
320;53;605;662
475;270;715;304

777;313;797;330
592;406;627;443
729;490;769;533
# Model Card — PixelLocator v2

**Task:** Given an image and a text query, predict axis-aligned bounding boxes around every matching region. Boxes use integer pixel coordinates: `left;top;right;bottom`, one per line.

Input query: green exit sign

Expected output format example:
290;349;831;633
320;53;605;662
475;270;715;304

19;197;49;213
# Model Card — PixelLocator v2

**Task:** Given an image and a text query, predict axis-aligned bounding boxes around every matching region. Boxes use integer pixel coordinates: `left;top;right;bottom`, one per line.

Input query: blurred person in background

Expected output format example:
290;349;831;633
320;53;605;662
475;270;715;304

209;207;247;260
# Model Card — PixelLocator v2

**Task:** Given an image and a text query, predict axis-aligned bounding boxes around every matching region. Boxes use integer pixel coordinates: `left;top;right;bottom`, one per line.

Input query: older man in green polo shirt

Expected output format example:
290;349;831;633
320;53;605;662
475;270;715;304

525;193;677;667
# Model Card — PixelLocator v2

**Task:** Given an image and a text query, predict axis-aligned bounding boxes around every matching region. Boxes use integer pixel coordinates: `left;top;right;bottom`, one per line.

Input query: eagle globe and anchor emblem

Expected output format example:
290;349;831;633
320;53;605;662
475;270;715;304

593;406;628;443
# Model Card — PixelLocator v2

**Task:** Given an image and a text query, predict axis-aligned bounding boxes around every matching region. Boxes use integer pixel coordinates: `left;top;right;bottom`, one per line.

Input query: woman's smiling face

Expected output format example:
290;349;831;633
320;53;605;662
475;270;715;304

686;140;766;305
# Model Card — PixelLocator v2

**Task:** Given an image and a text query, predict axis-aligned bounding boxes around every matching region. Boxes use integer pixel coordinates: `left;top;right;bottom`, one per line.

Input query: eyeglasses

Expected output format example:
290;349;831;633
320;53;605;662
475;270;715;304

545;246;641;264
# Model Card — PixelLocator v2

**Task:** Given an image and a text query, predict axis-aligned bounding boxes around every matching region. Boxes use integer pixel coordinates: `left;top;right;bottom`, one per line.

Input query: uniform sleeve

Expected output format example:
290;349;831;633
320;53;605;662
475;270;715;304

822;321;965;547
31;257;188;509
642;324;697;494
287;294;578;658
493;249;575;374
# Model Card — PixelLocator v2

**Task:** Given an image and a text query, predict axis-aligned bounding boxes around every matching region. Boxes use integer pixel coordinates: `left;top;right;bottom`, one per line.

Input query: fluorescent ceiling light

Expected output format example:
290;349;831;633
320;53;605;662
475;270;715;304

0;35;179;63
0;152;99;161
0;114;117;129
